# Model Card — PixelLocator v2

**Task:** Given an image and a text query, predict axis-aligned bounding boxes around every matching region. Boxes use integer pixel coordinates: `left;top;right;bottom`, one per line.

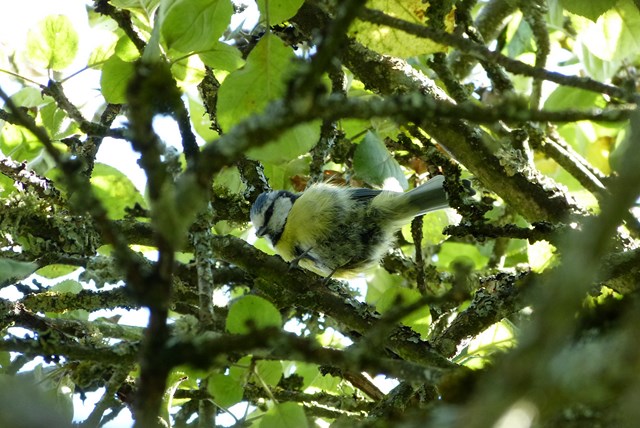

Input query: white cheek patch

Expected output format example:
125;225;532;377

270;197;293;232
252;212;265;230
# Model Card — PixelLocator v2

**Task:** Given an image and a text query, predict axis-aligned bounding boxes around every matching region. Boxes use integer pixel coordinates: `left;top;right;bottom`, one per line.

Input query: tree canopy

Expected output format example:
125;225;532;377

1;0;640;427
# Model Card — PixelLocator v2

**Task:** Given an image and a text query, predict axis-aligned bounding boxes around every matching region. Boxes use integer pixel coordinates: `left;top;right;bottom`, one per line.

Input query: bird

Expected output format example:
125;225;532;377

250;175;454;277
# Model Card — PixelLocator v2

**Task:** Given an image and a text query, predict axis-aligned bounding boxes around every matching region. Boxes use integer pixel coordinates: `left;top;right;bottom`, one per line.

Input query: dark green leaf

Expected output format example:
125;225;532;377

0;258;38;284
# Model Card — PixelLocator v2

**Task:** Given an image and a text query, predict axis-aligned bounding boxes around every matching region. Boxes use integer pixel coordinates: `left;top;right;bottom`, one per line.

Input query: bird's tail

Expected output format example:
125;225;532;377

403;175;449;216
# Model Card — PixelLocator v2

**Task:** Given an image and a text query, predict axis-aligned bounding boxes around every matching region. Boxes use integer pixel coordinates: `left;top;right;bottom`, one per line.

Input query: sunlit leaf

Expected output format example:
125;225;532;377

26;15;79;71
350;0;455;58
36;264;79;279
90;163;146;219
560;0;617;21
365;268;405;306
40;103;76;141
505;14;535;58
111;0;160;14
226;295;282;334
528;240;557;273
575;0;640;62
543;85;606;111
10;87;53;108
246;122;320;165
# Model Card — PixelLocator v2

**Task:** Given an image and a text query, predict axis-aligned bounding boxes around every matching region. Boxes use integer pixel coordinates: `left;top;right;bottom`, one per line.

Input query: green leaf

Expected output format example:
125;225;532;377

259;402;308;428
207;373;244;409
0;124;43;164
40;103;77;141
217;34;294;130
226;295;282;334
162;0;233;52
217;34;318;164
111;0;160;14
254;360;283;387
353;131;408;190
506;16;534;58
50;279;83;294
400;210;451;247
375;286;431;337
36;264;78;279
100;54;136;104
528;240;557;273
188;95;220;141
55;374;75;423
560;0;617;21
115;35;141;62
246;122;320;165
0;352;10;369
435;242;490;270
26;15;79;71
350;0;453;58
575;0;640;62
365;268;405;307
161;370;188;424
543;85;606;112
91;163;146;220
10;87;53;108
256;0;305;24
574;38;619;81
262;157;310;191
0;258;38;284
199;41;245;71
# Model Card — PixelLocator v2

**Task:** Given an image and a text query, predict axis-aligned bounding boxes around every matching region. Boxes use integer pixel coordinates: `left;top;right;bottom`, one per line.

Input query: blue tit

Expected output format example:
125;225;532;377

250;175;451;277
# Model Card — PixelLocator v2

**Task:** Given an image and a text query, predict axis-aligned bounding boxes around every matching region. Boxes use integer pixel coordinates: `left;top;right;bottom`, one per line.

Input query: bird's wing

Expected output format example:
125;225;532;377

347;188;382;202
